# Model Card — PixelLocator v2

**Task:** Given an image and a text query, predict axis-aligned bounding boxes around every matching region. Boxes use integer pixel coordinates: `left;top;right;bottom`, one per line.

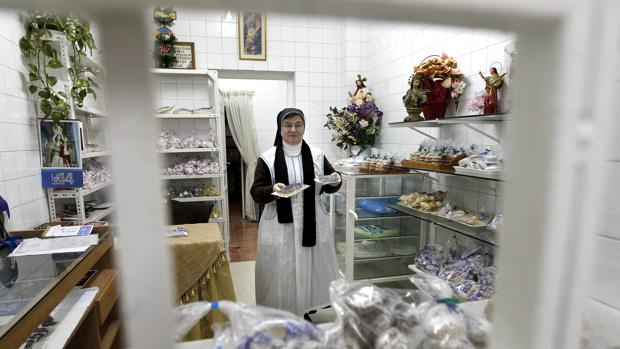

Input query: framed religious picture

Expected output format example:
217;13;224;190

39;120;84;188
238;11;266;60
169;41;196;69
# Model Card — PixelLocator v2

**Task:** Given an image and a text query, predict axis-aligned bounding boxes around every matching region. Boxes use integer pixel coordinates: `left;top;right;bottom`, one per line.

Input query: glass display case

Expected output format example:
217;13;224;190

330;167;426;283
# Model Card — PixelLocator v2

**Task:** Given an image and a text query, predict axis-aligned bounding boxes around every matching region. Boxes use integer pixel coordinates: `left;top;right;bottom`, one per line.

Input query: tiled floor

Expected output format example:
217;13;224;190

228;201;258;262
229;261;256;304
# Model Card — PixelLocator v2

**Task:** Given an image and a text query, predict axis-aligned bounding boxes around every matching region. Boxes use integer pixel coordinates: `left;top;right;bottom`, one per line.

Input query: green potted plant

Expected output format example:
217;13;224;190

19;12;99;124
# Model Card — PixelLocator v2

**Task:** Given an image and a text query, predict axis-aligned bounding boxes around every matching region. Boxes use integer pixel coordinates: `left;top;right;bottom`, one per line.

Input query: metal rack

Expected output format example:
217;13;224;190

43;31;113;224
152;69;230;244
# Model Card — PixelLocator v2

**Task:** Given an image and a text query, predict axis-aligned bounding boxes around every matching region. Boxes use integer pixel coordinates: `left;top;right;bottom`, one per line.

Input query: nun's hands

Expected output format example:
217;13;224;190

273;183;286;192
328;172;341;187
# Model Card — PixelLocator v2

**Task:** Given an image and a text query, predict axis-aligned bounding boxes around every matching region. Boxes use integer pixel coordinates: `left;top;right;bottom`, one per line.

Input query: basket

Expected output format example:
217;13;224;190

415;55;451;120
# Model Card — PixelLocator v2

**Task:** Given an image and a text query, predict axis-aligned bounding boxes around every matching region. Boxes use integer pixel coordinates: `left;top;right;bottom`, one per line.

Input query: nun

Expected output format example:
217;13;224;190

250;108;342;318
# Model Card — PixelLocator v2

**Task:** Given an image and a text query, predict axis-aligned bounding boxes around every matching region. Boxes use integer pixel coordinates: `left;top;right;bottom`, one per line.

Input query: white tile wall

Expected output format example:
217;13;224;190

347;21;515;214
0;9;49;230
172;9;346;161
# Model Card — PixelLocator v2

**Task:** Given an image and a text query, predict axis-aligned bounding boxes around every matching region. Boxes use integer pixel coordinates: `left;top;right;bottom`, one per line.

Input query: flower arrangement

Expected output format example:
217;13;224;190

413;53;463;89
325;103;383;152
467;91;488;113
325;75;383;152
411;53;464;120
450;79;467;114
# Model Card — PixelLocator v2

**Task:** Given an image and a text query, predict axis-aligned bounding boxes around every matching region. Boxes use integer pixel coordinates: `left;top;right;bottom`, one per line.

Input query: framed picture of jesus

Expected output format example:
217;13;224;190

238;11;266;61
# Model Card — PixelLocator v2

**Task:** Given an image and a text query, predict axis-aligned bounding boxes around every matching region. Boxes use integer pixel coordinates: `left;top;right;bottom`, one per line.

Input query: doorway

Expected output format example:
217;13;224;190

220;74;291;261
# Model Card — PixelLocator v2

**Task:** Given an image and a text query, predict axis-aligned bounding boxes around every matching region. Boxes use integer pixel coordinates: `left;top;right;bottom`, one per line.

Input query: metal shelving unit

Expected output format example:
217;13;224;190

42;31;113;224
152;69;230;244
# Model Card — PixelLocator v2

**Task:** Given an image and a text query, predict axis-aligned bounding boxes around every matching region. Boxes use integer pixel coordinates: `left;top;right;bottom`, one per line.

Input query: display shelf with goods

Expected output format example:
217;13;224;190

152;68;229;244
331;170;427;283
35;29;113;225
387;204;497;246
366;100;505;302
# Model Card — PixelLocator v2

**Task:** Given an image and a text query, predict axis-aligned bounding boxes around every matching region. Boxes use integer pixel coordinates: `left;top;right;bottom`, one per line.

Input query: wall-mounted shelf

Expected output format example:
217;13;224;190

389;113;508;129
387;204;497;246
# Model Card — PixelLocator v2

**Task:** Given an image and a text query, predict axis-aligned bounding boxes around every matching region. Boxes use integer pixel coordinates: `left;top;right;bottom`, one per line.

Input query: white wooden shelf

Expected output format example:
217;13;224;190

159;148;219;154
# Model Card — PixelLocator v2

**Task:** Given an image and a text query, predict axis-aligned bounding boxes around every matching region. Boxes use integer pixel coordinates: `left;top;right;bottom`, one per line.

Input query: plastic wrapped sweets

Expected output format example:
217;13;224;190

173;275;492;348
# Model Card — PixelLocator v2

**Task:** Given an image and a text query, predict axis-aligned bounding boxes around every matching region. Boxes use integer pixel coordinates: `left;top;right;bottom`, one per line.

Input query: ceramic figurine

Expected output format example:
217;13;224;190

403;75;428;121
479;66;506;114
348;74;374;105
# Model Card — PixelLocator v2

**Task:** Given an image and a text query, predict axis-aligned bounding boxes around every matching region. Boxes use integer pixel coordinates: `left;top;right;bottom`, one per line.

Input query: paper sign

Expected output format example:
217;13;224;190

8;235;99;257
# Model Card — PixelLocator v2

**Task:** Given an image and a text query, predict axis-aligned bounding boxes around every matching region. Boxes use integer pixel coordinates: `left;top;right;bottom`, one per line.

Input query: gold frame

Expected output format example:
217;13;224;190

238;11;267;61
169;41;196;70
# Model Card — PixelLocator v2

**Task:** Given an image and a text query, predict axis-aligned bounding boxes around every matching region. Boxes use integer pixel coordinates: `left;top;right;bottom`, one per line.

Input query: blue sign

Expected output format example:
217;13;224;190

42;169;84;189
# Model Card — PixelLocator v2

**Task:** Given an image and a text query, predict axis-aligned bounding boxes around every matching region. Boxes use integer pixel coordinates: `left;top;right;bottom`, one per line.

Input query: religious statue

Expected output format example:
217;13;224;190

348;74;374;105
403;75;428;121
44;124;70;167
479;66;507;114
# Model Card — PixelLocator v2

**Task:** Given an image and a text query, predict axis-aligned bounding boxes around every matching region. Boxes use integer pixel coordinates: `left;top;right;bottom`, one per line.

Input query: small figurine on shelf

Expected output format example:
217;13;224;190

348;74;374;105
402;75;428;122
153;6;178;68
325;75;383;155
479;65;507;114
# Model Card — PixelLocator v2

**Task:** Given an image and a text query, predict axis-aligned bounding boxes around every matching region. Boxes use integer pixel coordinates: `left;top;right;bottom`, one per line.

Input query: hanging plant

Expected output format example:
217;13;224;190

64;15;100;108
153;6;178;68
19;12;100;124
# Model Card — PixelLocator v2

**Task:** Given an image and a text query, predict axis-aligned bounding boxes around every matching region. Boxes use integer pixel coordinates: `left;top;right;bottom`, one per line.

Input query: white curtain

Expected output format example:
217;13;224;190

221;90;260;221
